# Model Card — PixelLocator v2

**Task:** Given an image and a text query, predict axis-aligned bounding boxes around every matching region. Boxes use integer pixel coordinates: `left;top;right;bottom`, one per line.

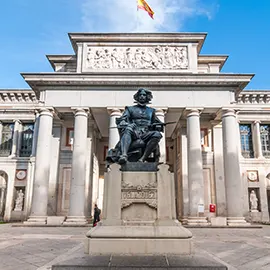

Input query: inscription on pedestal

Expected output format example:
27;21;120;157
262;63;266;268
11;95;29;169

121;180;157;209
121;173;158;221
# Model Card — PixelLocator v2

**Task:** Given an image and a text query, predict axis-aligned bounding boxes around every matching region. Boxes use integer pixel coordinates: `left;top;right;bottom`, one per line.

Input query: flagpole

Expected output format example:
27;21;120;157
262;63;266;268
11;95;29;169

136;0;139;32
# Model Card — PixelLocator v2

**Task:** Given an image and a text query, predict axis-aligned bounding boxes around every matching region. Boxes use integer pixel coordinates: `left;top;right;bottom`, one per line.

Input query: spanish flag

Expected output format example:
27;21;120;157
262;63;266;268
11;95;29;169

137;0;154;19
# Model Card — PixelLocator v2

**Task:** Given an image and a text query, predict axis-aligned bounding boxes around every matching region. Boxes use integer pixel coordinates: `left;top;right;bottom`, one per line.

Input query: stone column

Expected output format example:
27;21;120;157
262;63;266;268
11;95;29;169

16;121;23;157
179;127;189;224
253;120;263;158
186;109;207;225
101;108;122;221
222;109;249;225
24;108;53;224
9;120;21;158
108;108;122;149
65;108;88;225
211;121;226;217
236;120;243;158
84;124;94;219
0;121;3;145
31;112;40;157
155;108;167;163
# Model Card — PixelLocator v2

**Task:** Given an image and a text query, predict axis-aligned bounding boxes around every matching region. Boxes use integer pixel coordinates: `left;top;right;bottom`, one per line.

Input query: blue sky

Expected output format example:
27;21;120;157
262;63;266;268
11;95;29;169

0;0;269;90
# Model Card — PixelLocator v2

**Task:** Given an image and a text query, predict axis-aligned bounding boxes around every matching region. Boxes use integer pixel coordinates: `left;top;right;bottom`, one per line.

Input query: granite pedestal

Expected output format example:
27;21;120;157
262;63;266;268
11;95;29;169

85;163;193;255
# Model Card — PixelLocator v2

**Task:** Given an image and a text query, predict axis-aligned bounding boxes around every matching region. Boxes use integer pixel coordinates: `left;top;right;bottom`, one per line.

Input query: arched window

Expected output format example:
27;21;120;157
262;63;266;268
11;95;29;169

239;124;254;158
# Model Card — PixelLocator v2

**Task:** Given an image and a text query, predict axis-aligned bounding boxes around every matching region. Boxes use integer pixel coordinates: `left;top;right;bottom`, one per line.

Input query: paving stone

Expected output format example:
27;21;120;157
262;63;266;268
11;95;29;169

0;224;270;270
167;255;227;269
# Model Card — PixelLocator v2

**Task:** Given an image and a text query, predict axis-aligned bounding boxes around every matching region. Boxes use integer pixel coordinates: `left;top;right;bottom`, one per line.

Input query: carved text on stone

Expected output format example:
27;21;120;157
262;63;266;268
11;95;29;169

121;181;157;209
86;46;188;70
122;190;156;200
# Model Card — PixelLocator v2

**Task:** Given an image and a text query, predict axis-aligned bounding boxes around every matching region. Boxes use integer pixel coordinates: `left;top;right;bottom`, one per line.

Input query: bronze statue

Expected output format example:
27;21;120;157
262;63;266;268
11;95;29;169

106;88;164;165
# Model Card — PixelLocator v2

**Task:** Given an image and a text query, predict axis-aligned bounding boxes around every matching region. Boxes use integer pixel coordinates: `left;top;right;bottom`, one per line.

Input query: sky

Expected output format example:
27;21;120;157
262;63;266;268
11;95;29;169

0;0;269;90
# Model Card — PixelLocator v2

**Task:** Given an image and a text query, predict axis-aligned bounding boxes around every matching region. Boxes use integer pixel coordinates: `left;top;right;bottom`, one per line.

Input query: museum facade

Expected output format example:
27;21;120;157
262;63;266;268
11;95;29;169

0;33;269;225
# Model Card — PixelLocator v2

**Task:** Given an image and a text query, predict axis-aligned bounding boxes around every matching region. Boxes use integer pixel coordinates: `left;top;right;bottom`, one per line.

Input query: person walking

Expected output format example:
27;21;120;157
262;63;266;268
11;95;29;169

93;204;101;227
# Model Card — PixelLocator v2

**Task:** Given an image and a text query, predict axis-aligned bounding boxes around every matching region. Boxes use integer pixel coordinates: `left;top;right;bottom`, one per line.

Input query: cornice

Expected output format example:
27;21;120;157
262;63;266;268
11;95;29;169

46;55;76;70
68;32;207;53
197;55;228;70
21;72;254;91
237;92;270;105
0;90;38;104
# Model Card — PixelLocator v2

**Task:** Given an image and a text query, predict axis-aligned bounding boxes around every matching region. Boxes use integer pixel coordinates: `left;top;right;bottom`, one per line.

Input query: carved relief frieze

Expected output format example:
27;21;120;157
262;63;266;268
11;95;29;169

85;46;188;70
121;179;157;209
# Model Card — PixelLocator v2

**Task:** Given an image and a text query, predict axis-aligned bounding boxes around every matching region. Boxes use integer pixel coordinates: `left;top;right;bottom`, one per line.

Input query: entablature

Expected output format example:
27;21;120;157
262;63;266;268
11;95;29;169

21;72;253;91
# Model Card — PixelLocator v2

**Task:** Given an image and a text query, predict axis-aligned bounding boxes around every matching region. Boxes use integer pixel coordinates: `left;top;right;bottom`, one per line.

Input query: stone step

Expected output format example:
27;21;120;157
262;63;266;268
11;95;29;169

52;254;227;270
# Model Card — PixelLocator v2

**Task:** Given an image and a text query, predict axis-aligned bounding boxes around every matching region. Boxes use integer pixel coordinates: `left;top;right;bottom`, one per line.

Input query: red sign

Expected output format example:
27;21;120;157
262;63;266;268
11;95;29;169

209;204;216;213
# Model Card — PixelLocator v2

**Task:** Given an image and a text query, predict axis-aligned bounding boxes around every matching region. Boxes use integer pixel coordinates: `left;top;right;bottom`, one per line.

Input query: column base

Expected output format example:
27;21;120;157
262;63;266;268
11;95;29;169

180;217;188;225
227;217;250;226
63;216;88;226
23;216;47;225
187;217;209;226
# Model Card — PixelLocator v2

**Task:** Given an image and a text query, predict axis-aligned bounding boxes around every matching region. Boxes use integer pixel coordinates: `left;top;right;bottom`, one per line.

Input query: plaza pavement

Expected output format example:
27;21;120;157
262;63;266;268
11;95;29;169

0;223;269;270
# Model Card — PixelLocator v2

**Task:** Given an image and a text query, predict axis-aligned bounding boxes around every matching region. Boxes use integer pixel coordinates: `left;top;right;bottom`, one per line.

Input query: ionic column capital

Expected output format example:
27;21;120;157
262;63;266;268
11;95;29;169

253;120;261;124
185;108;203;117
71;108;89;117
221;108;237;118
13;119;22;125
107;107;123;116
38;107;54;117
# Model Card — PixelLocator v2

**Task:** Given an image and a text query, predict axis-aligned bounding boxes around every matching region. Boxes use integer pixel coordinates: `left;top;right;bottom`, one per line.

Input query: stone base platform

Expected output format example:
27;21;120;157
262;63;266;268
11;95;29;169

52;254;227;269
12;223;90;227
85;225;193;255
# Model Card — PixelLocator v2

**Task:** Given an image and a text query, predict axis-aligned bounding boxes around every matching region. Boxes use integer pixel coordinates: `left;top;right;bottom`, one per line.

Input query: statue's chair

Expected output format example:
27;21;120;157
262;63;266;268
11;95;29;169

106;138;160;165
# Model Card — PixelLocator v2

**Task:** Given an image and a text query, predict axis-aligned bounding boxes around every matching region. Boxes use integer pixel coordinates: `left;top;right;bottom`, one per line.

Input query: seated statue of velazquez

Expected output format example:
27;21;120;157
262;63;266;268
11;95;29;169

106;88;164;165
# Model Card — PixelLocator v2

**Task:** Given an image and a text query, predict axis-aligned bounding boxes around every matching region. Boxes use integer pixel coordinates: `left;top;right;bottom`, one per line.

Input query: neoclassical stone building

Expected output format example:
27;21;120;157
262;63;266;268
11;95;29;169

0;33;269;225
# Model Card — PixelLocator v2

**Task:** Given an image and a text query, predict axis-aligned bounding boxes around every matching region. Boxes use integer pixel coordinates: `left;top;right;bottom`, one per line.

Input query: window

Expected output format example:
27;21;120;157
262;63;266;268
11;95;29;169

20;124;34;157
260;124;270;158
240;124;254;158
66;128;74;146
0;123;14;156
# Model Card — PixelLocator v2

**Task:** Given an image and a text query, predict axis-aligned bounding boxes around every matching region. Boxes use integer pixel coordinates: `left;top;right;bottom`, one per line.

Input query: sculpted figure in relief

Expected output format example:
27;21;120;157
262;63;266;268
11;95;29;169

250;190;258;211
14;189;24;211
86;46;188;70
111;48;122;68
